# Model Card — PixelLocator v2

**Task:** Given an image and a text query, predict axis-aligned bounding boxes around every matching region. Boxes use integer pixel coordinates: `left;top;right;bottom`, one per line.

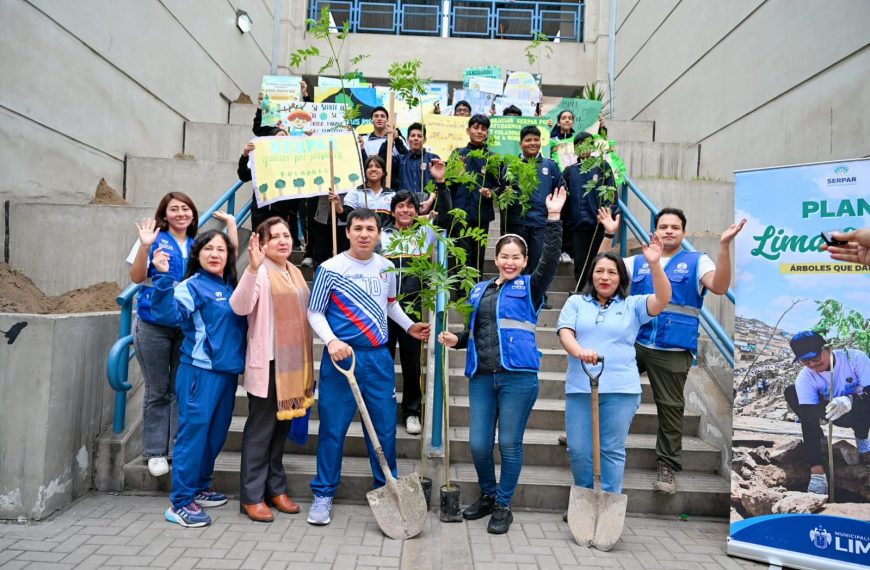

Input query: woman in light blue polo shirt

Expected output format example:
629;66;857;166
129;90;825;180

557;244;671;493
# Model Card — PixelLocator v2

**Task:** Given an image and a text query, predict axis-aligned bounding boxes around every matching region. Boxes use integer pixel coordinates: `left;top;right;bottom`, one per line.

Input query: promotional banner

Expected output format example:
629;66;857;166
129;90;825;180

250;133;363;207
423;115;468;160
314;87;383;130
452;89;494;116
463;65;502;88
279;102;346;135
488;116;552;158
546;98;603;132
260;75;303;126
503;71;542;103
728;158;870;569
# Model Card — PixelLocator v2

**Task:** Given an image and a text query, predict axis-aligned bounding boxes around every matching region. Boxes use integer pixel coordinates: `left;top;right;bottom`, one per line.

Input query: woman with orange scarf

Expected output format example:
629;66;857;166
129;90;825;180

230;216;315;522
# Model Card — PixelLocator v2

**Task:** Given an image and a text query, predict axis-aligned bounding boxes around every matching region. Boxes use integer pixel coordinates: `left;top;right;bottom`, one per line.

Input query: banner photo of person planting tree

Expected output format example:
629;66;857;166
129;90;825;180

728;158;870;569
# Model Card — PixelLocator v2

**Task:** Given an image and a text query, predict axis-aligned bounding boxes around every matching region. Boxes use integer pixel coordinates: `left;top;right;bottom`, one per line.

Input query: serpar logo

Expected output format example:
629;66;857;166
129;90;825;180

676;262;689;272
827;164;856;186
809;526;832;550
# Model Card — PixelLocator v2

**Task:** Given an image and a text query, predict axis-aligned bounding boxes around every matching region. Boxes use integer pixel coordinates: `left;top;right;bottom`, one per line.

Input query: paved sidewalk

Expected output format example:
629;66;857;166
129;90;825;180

0;493;764;569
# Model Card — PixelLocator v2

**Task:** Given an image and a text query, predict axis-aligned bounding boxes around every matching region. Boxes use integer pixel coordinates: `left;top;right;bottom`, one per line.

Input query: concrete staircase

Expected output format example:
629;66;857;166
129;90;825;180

116;104;731;517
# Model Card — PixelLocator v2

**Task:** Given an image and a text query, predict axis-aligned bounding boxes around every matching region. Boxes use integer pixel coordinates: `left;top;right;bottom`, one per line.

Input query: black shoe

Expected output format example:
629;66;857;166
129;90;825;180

562;510;568;522
542;303;553;310
462;495;495;520
487;504;513;534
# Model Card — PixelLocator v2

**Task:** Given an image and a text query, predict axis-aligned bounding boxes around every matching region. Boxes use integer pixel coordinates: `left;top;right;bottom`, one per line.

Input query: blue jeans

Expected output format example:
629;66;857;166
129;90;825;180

134;319;182;458
566;392;641;494
468;371;539;507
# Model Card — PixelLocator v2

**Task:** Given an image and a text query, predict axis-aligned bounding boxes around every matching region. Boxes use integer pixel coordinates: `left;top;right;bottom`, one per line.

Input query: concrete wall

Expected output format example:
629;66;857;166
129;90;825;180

0;312;118;520
7;203;151;296
0;0;280;205
613;0;870;180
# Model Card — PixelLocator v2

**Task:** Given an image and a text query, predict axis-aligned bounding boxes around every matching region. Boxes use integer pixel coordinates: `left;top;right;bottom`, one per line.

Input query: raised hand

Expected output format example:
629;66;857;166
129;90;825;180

822;228;870;265
136;218;160;246
721;219;747;245
242;142;256;157
546;186;567;216
429;158;446;183
152;247;170;273
247;233;265;272
597;207;620;235
212;211;236;227
642;233;664;265
438;331;458;348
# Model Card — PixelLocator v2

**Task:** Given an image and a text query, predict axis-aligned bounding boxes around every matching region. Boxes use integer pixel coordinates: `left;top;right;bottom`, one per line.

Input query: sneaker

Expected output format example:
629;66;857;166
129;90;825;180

301;257;314;267
653;461;676;495
194;488;228;508
462;495;495;520
487;504;513;534
559;252;573;264
307;495;333;525
807;473;829;495
405;416;422;435
557;433;567;446
165;502;211;528
147;457;169;477
542;303;553;310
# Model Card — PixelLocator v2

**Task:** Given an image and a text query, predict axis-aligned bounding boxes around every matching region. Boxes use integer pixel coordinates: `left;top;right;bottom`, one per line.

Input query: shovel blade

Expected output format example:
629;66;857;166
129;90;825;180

567;486;627;551
366;472;428;540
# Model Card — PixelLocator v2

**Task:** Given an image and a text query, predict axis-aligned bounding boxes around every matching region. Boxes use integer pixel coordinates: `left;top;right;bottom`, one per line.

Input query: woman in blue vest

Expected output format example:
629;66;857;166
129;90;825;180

150;229;247;528
128;193;237;479
439;187;566;535
556;243;671;501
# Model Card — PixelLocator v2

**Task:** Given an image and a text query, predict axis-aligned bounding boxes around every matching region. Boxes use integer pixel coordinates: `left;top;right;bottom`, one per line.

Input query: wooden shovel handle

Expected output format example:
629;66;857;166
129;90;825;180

592;382;601;479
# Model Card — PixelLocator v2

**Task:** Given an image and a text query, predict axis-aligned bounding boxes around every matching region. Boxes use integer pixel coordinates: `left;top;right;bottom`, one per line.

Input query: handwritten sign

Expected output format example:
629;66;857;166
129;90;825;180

423;115;469;161
466;76;504;96
281;102;347;135
545;98;603;132
251;133;363;207
488;116;552;158
452;89;494;116
260;76;303;126
503;71;541;103
552;139;578;170
314;87;384;131
494;97;536;117
463;65;502;88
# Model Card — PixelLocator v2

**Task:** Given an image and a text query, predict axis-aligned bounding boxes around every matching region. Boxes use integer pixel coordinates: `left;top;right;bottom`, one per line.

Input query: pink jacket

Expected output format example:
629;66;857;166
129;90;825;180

229;264;311;398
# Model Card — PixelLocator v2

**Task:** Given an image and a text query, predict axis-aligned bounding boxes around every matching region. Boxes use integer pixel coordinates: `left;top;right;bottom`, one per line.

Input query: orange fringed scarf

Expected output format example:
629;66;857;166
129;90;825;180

267;261;315;420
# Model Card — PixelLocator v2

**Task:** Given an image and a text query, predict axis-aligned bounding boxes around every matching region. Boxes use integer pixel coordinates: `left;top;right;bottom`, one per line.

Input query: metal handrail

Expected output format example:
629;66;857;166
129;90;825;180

106;180;251;433
309;0;583;41
617;175;736;367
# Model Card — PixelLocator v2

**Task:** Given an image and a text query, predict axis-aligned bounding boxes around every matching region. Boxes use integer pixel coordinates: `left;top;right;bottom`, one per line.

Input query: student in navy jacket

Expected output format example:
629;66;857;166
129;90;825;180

150;229;247;528
439;188;566;535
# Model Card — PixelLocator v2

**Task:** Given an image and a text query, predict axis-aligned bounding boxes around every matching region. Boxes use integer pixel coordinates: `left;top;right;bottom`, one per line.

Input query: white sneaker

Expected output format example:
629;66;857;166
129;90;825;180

405;416;422;435
301;257;314;267
807;473;828;495
559;252;573;264
148;457;169;477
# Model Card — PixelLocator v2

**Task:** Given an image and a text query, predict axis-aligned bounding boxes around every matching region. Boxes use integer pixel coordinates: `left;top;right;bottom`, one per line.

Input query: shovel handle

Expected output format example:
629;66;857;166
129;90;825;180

331;350;398;486
582;357;605;482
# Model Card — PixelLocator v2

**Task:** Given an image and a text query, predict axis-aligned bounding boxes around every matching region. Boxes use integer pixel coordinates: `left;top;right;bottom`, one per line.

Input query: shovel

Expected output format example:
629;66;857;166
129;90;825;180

331;350;427;540
567;356;627;551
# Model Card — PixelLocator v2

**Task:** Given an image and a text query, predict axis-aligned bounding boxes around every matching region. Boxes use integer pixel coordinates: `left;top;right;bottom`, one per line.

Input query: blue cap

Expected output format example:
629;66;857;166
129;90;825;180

790;330;826;363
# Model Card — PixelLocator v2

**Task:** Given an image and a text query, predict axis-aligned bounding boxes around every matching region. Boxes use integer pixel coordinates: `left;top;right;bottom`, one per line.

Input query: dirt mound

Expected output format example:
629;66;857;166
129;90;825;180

90;178;128;206
0;263;121;314
234;92;254;104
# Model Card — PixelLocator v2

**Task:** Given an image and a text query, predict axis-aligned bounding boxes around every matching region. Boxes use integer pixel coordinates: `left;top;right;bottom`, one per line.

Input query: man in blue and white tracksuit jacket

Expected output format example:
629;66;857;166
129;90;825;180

305;208;430;526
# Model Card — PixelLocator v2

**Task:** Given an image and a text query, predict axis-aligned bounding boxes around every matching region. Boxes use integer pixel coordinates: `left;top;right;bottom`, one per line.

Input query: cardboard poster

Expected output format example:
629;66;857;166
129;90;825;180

488;116;552;158
281;102;347;135
250;132;363;207
494;97;536;117
466;76;504;96
423;115;469;161
503;71;542;103
728;158;870;570
551;139;578;170
427;82;450;113
314;87;383;130
452;89;494;116
317;76;372;88
546;98;603;132
463;65;502;88
260;75;303;126
373;87;438;130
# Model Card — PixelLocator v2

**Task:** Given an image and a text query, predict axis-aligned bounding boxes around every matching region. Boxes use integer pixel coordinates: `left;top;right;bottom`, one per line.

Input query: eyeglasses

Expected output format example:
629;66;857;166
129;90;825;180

595;307;607;325
800;355;823;365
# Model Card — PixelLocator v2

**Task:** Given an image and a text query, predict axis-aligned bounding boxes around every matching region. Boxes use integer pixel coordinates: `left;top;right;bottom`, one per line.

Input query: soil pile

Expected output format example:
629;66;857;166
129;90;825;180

90;178;128;206
0;263;121;314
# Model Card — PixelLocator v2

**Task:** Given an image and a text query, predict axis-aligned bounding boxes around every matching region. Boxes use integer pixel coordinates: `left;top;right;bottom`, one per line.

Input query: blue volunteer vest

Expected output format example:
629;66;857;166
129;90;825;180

632;250;705;352
465;275;542;377
135;231;194;325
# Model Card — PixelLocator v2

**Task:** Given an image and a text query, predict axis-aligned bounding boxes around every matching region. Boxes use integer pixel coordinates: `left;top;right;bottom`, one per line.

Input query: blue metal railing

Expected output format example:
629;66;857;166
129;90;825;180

106;180;252;433
308;0;583;41
618;175;736;367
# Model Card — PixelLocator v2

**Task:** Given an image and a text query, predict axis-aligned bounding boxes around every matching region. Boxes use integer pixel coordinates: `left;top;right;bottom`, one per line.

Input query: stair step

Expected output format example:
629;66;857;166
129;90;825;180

183;122;253;163
125;156;240;209
229;103;258;126
449;308;564;328
618;141;700;180
606;120;655;143
448;346;568;372
221;418;719;471
123;453;729;516
449;396;699;434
